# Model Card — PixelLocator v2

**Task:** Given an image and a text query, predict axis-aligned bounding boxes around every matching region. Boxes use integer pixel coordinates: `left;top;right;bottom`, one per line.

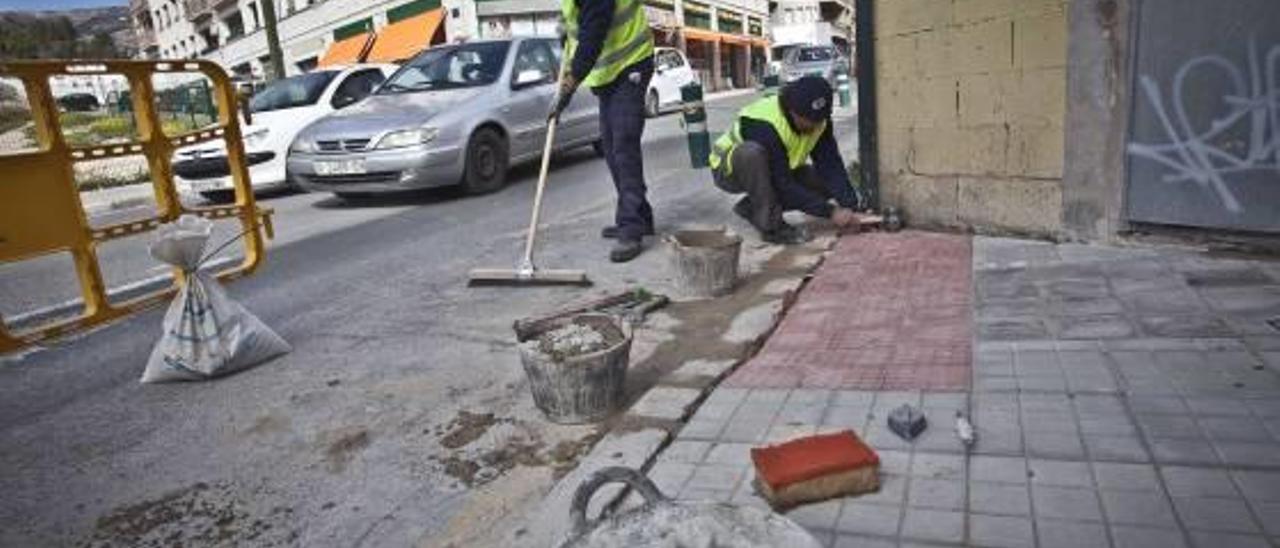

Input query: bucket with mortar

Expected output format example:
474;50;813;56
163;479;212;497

515;313;632;424
666;228;742;299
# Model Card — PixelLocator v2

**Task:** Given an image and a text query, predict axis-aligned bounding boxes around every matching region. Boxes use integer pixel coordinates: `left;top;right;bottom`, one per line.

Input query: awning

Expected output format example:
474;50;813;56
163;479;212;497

682;28;758;47
681;28;720;43
318;32;374;67
366;8;444;63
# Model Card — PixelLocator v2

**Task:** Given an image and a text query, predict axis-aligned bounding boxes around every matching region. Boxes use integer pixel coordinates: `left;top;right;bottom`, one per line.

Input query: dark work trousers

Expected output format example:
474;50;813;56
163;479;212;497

713;141;832;233
592;60;654;241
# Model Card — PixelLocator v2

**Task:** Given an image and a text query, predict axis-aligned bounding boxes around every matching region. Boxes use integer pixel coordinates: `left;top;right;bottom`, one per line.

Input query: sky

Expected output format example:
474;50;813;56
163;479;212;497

0;0;126;11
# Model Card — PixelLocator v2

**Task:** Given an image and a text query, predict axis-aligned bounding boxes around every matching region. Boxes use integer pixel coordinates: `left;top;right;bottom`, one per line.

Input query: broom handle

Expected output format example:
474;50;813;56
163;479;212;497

520;116;558;272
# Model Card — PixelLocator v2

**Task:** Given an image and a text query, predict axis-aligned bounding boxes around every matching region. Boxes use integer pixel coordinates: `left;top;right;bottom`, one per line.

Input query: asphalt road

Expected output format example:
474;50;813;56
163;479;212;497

0;91;859;547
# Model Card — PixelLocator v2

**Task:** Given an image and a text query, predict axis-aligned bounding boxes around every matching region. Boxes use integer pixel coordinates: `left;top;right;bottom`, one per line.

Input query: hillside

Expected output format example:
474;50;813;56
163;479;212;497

0;6;134;59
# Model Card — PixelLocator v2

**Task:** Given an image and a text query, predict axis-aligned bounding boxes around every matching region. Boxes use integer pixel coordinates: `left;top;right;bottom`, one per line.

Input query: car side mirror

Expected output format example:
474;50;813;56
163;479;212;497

514;69;548;88
333;94;358;109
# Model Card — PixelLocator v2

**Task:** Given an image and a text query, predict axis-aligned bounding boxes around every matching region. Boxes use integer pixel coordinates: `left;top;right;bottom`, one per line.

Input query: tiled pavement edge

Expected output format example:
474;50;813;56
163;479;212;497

629;234;1280;548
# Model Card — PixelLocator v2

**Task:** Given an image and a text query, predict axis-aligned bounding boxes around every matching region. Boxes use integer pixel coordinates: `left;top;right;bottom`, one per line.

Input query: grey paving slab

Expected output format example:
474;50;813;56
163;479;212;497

969;513;1034;548
1246;500;1280;536
971;456;1030;484
683;464;747;494
1188;531;1271;548
1173;496;1261;533
856;473;907;506
834;502;902;537
702;442;753;466
1150;438;1222;465
832;535;898;548
1162;467;1241;499
703;387;749;408
969;481;1032;516
876;449;910;477
1028;459;1093;488
1085;435;1153;462
1038;518;1111;548
1025;431;1088;459
1230;470;1280;502
910;452;966;480
1111;525;1188;548
1032;485;1104;521
784;497;842;533
647;461;696;497
1215;441;1280;466
1091;463;1162;492
628;387;703;421
900;508;965;544
1054;315;1137;339
906;478;965;511
661;440;712;464
1100;490;1179;526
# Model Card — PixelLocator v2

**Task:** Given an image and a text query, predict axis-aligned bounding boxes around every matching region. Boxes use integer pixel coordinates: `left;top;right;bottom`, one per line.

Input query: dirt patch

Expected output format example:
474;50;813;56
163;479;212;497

433;426;602;489
439;411;499;450
82;482;296;547
324;428;371;473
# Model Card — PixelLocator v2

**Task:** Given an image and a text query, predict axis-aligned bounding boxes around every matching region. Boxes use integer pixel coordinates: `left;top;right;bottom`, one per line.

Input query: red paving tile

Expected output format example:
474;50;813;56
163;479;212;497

728;231;973;390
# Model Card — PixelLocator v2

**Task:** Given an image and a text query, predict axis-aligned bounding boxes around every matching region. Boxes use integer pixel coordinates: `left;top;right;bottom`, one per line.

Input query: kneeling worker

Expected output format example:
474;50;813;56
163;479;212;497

709;76;864;244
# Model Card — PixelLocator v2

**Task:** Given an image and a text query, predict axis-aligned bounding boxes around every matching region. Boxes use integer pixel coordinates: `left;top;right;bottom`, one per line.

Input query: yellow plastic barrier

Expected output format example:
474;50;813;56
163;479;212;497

0;60;274;354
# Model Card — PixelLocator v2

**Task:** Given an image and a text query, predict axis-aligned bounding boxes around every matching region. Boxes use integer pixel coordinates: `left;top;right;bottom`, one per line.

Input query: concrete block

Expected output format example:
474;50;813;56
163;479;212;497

1010;123;1066;178
1014;7;1068;69
881;173;959;227
877;0;951;36
953;0;1014;25
911;124;1008;175
959;71;1015;127
917;77;960;128
951;18;1015;74
876;34;919;81
1005;68;1068;127
627;386;702;421
915;27;958;77
958;177;1063;235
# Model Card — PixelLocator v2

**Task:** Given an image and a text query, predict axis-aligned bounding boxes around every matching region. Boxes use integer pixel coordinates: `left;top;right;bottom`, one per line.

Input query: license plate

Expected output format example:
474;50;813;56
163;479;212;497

315;159;366;176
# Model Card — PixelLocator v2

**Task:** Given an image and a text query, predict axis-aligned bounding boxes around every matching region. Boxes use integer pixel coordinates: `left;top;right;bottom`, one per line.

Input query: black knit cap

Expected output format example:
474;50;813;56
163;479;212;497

780;75;833;121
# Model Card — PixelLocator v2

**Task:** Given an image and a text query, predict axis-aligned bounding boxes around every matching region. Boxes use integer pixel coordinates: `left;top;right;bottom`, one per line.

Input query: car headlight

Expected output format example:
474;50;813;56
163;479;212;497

290;138;315;153
375;127;439;150
243;128;269;148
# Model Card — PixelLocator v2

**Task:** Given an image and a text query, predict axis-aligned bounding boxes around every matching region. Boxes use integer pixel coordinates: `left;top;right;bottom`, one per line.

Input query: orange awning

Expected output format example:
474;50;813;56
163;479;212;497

721;34;751;47
366;8;444;63
682;28;720;43
319;32;374;67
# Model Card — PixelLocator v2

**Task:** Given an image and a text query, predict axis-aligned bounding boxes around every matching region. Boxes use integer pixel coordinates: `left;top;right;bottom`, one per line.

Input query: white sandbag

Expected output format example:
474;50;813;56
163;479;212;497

141;215;290;383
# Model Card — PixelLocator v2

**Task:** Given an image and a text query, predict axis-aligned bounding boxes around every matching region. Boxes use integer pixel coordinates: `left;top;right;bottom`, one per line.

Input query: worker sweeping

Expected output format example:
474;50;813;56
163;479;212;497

708;76;864;244
548;0;655;263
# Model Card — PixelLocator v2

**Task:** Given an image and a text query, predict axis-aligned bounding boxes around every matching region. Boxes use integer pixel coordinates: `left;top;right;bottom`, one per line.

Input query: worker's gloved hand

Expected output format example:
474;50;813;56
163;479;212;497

547;73;580;122
831;206;858;228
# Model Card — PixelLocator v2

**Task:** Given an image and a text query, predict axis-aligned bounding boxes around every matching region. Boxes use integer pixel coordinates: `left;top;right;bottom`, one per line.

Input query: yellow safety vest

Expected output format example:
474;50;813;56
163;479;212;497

562;0;655;88
709;96;827;175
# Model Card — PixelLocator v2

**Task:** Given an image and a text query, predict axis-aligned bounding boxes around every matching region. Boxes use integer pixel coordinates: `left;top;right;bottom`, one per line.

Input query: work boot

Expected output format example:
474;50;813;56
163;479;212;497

761;224;811;245
601;225;655;240
610;239;644;263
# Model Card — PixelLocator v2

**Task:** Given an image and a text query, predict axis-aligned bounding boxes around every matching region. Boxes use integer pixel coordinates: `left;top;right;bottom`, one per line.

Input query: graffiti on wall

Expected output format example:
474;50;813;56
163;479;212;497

1127;39;1279;214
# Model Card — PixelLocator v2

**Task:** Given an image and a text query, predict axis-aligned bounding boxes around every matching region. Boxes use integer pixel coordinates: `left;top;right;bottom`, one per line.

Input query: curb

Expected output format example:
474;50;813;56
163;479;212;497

7;256;238;333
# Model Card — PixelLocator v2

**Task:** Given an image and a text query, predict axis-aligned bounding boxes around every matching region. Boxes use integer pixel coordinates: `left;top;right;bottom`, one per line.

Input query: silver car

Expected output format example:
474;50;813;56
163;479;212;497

780;45;842;85
288;37;600;198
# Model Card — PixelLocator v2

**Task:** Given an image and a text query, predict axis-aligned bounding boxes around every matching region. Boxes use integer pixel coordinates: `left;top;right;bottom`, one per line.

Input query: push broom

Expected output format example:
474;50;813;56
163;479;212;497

467;114;591;287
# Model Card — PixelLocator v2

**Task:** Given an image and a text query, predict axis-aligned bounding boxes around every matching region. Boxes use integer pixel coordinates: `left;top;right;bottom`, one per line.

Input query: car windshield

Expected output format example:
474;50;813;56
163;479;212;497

248;71;339;113
795;47;834;63
378;42;509;94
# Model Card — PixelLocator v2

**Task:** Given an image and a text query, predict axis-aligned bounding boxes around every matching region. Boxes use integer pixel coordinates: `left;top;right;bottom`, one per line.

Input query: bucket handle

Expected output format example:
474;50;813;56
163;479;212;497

569;466;670;537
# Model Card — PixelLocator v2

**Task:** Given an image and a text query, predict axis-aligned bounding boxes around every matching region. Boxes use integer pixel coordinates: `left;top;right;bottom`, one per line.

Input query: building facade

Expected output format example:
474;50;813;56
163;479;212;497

769;0;853;57
128;0;772;91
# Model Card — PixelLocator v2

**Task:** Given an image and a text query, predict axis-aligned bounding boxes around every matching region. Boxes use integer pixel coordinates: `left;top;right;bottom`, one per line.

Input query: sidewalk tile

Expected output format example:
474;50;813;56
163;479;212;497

910;452;965;480
1189;532;1269;548
832;535;897;548
1038;518;1110;548
906;478;965;510
971;456;1029;484
968;514;1034;548
1215;441;1280;466
1111;525;1188;548
661;440;711;464
1230;470;1280;502
969;481;1032;516
1161;467;1240;498
1032;485;1104;521
856;474;907;506
703;442;753;466
784;498;842;533
1085;435;1151;462
1245;500;1280;536
647;462;695;497
900;508;964;544
1092;463;1161;492
1025;432;1087;459
683;464;746;493
1100;490;1178;526
1173;496;1260;533
876;449;911;476
1028;459;1093;487
834;502;902;536
1150;439;1221;465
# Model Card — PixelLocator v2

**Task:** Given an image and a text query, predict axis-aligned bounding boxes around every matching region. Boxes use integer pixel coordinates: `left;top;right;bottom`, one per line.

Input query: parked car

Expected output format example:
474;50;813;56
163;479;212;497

779;45;841;85
646;46;697;117
57;93;100;112
288;37;600;199
172;63;398;201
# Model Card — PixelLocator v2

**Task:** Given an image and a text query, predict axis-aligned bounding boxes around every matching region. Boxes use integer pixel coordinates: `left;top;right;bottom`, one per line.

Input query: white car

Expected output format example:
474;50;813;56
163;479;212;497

646;47;697;117
173;64;399;200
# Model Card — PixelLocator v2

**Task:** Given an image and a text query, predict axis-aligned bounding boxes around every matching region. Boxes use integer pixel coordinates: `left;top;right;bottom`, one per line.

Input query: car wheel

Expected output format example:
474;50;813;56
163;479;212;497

645;90;660;118
462;127;509;195
200;190;234;203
